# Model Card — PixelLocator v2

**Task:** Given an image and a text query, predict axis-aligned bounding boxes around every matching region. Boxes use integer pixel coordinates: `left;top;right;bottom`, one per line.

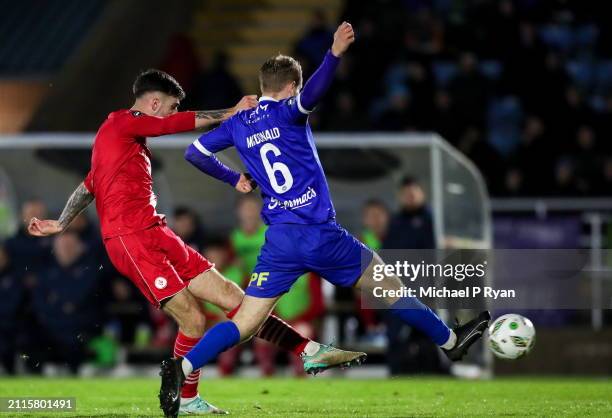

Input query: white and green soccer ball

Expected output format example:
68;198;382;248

487;314;536;360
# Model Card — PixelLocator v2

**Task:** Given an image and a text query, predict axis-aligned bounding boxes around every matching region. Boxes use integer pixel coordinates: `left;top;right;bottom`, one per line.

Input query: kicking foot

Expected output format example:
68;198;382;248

443;311;491;361
179;396;228;415
302;344;367;375
159;357;186;418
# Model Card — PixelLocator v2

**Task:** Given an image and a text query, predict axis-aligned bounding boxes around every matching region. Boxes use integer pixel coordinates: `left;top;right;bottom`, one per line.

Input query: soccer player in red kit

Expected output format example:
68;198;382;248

28;69;365;416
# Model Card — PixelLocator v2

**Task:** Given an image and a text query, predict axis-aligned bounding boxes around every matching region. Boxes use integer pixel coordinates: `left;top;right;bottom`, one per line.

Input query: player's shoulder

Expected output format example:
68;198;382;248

105;109;137;124
280;96;298;108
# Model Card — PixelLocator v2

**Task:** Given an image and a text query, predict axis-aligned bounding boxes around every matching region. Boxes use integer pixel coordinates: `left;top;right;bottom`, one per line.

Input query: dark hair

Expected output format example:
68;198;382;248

363;198;388;211
174;206;197;220
133;69;185;100
259;55;302;93
204;234;229;249
400;175;419;188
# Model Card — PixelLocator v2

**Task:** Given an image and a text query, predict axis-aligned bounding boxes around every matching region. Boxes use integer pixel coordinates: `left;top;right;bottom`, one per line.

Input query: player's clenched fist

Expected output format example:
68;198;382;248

235;173;257;194
331;21;355;57
234;95;258;113
27;217;63;237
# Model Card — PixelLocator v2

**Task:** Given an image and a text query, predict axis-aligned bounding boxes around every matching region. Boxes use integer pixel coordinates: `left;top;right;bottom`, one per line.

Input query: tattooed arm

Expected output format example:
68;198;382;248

28;182;94;237
194;95;258;130
194;108;234;129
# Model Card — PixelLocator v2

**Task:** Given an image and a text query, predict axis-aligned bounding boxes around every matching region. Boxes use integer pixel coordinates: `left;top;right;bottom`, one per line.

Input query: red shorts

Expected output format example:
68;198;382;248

104;225;213;307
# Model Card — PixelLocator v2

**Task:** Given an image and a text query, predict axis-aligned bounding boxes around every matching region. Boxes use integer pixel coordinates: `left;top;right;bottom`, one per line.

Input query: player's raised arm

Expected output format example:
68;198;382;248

298;21;355;113
123;96;258;138
194;95;258;130
28;181;94;236
185;124;256;194
123;69;258;137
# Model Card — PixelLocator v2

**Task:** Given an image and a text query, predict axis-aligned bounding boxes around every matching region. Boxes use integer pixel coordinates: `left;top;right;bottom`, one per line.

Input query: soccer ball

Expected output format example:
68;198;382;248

487;314;536;360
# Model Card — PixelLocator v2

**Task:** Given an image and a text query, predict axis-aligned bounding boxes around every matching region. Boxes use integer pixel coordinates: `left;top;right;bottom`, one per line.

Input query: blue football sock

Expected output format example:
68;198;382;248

390;297;451;346
184;321;240;370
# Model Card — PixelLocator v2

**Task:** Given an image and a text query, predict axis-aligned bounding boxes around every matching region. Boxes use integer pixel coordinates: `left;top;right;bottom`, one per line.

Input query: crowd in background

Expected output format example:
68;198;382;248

176;0;612;197
304;1;612;197
0;177;444;376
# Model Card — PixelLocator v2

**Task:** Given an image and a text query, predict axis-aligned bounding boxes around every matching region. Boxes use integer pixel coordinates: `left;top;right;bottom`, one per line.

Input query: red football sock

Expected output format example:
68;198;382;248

174;331;202;399
227;304;310;355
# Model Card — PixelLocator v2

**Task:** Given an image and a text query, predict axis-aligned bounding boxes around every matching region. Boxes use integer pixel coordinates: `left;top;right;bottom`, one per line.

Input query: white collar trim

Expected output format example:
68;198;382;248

259;96;279;102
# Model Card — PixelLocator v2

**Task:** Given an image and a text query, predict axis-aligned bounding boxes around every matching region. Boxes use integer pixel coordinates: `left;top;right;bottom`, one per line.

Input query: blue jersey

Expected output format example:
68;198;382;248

195;96;336;225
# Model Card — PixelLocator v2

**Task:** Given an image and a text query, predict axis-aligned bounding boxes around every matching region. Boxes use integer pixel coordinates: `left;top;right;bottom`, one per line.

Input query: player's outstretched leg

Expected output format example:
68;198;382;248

356;253;490;361
188;269;366;374
248;311;366;375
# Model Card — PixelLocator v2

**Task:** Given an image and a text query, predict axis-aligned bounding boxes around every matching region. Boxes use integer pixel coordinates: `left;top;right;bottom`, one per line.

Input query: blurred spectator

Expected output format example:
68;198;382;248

448;52;489;131
516;52;570;119
201;236;244;323
376;89;413;131
403;7;444;57
500;22;547;104
172;206;207;253
573;126;599;194
361;199;389;251
26;232;104;374
383;176;446;375
4;200;52;272
67;213;103;260
0;245;23;374
182;51;243;110
106;276;151;347
357;200;390;346
381;61;435;130
295;10;334;74
555;86;595;150
595;158;612;195
457;127;505;193
324;91;366;131
552;158;580;196
383;176;434;251
512;116;554;195
432;90;461;142
596;94;612;148
503;167;526;196
230;195;266;278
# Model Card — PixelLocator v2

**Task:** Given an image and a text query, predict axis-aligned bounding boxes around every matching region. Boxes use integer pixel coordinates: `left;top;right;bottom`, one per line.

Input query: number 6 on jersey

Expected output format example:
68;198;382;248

260;143;293;194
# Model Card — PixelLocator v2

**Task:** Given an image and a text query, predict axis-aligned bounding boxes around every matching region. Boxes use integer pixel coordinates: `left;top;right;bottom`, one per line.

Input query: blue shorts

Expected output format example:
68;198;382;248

246;222;374;298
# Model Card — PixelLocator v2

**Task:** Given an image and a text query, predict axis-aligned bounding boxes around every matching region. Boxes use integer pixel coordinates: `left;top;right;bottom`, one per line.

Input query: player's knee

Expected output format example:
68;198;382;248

189;312;207;335
175;304;207;336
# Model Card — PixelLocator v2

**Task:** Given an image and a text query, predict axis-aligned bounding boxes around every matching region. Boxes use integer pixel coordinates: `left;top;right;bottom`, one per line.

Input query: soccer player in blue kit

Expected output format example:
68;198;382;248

160;22;490;416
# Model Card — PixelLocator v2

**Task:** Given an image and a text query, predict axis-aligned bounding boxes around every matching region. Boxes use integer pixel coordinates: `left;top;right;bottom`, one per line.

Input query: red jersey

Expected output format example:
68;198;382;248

84;109;195;239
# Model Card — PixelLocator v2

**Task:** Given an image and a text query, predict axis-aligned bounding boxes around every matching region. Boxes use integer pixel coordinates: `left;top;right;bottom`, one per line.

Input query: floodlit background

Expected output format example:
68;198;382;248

0;0;611;380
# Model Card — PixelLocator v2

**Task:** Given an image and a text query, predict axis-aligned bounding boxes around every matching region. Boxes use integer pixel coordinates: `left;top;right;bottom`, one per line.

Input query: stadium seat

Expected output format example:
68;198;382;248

487;96;523;156
595;60;612;92
479;61;503;81
566;60;595;90
431;61;458;87
539;25;573;53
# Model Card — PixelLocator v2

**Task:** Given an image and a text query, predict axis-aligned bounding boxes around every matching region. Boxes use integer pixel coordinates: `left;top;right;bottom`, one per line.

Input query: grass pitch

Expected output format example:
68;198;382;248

0;377;610;417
